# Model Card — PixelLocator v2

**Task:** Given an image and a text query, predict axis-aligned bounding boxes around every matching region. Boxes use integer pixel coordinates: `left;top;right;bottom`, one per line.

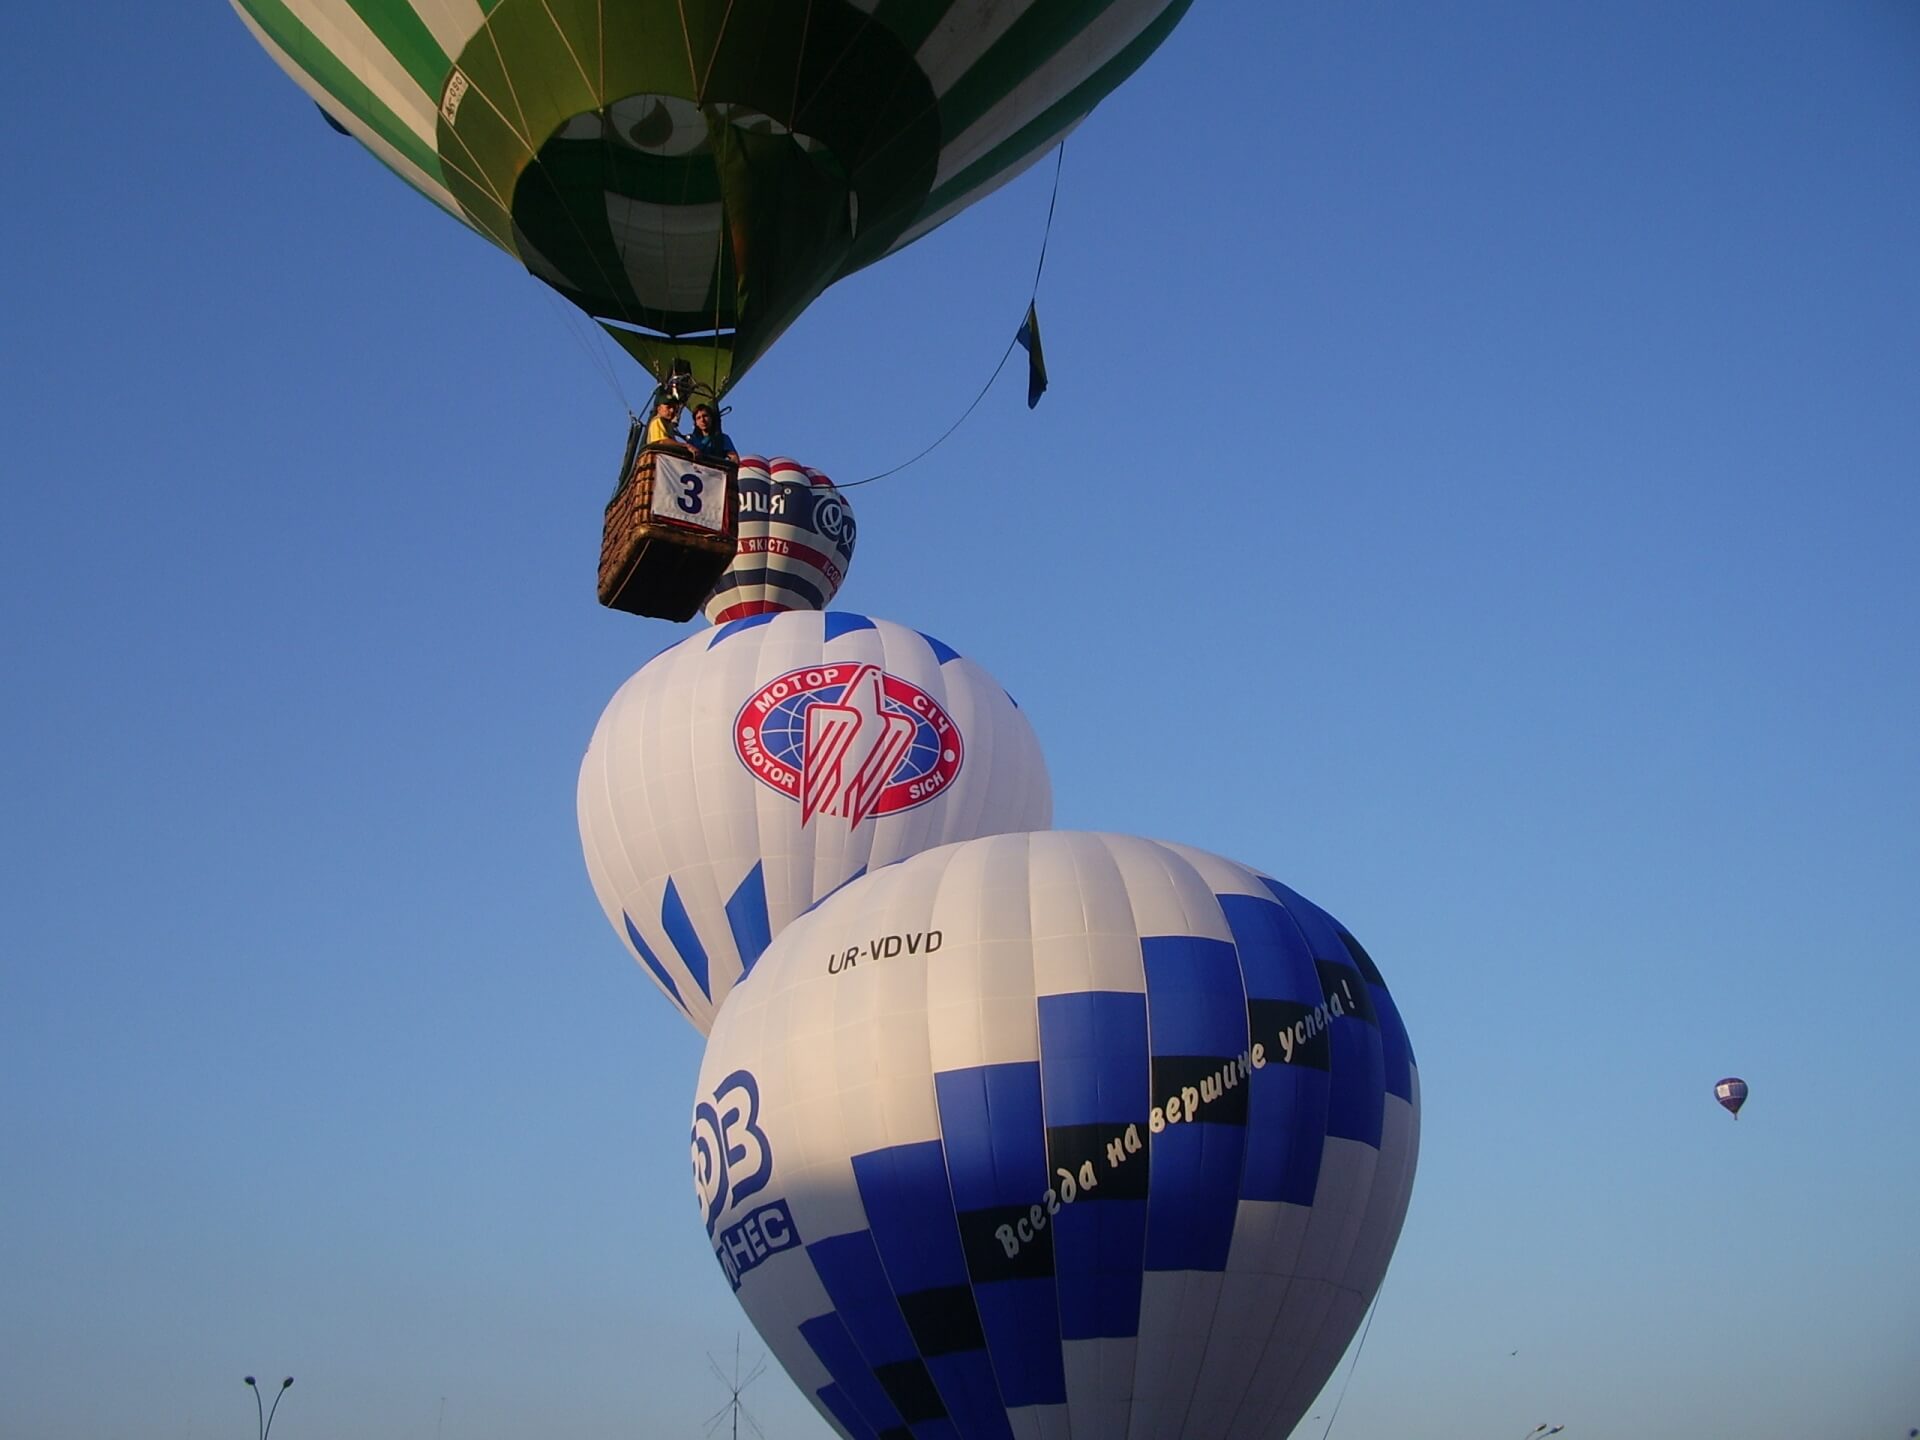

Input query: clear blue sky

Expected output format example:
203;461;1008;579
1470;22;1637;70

4;3;1917;1437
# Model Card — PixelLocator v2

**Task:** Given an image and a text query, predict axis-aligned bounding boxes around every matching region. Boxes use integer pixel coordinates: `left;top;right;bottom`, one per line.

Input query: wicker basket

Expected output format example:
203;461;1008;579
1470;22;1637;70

598;446;739;621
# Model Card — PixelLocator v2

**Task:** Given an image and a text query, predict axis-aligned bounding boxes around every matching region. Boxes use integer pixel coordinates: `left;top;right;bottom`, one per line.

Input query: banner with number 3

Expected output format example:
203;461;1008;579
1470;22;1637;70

651;453;729;533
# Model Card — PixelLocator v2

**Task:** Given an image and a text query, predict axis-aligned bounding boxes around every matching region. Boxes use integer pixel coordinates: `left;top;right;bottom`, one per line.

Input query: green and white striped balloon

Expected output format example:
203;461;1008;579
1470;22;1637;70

231;0;1191;393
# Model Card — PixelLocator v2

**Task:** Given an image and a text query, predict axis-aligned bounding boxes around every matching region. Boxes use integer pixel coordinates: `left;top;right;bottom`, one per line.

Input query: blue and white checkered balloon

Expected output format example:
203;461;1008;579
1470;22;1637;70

691;831;1420;1440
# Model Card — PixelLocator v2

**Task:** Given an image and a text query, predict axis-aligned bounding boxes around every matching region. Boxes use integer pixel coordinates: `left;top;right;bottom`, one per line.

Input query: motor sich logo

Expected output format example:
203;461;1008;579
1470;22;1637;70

734;663;963;826
692;1070;801;1290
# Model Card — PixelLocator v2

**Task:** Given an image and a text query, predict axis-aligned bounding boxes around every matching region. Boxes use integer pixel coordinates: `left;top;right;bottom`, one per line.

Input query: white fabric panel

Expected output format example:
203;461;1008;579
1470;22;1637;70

1106;834;1235;943
1130;1269;1225;1440
917;0;1044;96
233;7;465;220
407;0;488;62
924;834;1042;1073
1030;832;1143;999
1182;1197;1311;1439
1062;1335;1138;1438
272;0;440;145
931;0;1180;190
603;194;725;313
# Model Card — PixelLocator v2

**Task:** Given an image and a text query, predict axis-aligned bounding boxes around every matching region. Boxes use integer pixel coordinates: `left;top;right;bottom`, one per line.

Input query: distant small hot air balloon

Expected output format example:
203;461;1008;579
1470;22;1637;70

1714;1077;1748;1118
704;458;855;625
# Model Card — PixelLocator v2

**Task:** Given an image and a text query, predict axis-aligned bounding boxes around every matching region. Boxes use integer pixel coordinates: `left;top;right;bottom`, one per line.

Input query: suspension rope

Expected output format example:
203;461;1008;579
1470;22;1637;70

836;141;1065;490
1318;1278;1388;1440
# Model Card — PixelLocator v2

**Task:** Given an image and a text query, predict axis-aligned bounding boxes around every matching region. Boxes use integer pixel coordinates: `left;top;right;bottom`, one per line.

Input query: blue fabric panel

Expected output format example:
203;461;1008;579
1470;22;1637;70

726;863;773;977
621;911;685;1014
709;568;827;609
1054;1198;1147;1339
934;1064;1047;1211
923;1352;1017;1440
1142;935;1248;1055
1241;1063;1328;1206
818;1384;880;1440
1219;893;1321;1004
1036;993;1151;1341
1037;991;1149;1127
1326;1015;1386;1148
801;1311;909;1436
910;1421;960;1440
807;1231;920;1366
1259;880;1354;971
1143;1118;1244;1271
658;877;712;999
825;611;879;642
1371;986;1414;1101
709;611;779;647
972;1280;1066;1407
916;629;963;665
852;1142;969;1296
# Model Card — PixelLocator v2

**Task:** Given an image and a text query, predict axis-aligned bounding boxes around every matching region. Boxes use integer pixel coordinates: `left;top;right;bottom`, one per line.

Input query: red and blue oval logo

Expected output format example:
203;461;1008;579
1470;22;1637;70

734;663;963;826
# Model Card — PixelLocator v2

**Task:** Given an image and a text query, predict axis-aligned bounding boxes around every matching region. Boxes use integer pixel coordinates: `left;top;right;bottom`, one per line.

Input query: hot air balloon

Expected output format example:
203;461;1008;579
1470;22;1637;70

692;831;1419;1440
579;611;1051;1034
1714;1076;1748;1118
705;459;856;626
228;0;1193;399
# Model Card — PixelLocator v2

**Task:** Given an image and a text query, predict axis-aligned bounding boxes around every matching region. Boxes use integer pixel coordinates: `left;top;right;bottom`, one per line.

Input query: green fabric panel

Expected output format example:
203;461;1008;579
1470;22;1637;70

236;0;445;185
600;326;738;398
871;0;964;58
913;0;1192;235
709;120;852;382
937;0;1134;144
341;0;451;98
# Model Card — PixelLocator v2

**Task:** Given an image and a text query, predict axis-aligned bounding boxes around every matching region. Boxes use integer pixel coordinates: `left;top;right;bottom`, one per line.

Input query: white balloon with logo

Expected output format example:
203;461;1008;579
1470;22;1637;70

579;610;1052;1034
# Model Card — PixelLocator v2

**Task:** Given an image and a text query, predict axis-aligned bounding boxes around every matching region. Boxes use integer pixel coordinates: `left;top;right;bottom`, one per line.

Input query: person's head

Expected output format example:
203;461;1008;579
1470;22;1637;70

692;404;719;432
655;397;679;418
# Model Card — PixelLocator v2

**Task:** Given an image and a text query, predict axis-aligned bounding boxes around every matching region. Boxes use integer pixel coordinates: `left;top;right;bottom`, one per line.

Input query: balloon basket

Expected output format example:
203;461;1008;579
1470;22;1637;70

597;446;739;622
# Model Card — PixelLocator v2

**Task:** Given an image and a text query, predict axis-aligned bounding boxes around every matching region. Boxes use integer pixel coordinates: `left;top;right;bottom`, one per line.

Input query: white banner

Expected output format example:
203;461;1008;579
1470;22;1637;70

651;453;729;532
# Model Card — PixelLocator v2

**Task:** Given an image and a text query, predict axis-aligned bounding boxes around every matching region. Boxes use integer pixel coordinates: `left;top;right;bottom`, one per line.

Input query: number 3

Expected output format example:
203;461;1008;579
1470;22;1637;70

676;471;705;513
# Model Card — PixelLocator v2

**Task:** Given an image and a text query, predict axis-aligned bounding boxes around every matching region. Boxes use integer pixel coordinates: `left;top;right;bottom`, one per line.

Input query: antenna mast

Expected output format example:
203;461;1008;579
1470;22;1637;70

705;1336;767;1440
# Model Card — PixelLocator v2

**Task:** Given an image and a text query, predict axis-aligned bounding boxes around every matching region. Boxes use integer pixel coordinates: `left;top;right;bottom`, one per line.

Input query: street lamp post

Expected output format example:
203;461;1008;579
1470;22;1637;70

244;1375;295;1440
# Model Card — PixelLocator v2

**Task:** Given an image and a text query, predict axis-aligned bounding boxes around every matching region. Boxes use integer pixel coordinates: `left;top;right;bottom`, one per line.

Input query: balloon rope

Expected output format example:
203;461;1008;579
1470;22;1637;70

837;142;1066;489
534;280;634;417
1318;1277;1387;1440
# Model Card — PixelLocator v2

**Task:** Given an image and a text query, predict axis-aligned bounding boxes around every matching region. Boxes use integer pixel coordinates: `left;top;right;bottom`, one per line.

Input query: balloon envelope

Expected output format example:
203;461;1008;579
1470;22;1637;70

1714;1076;1748;1117
705;458;855;625
579;611;1051;1034
230;0;1193;393
692;831;1419;1440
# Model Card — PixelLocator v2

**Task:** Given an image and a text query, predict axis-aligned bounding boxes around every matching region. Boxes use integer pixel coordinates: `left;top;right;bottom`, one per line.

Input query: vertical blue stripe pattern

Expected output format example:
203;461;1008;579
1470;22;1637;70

1038;991;1150;1340
933;1063;1066;1407
621;910;687;1015
800;1310;910;1436
726;862;773;976
658;877;712;1000
1222;893;1330;1205
1142;936;1249;1272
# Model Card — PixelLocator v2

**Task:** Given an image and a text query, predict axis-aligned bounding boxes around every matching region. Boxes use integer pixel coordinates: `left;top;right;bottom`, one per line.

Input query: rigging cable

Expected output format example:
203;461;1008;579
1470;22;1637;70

1317;1275;1388;1440
837;140;1065;490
